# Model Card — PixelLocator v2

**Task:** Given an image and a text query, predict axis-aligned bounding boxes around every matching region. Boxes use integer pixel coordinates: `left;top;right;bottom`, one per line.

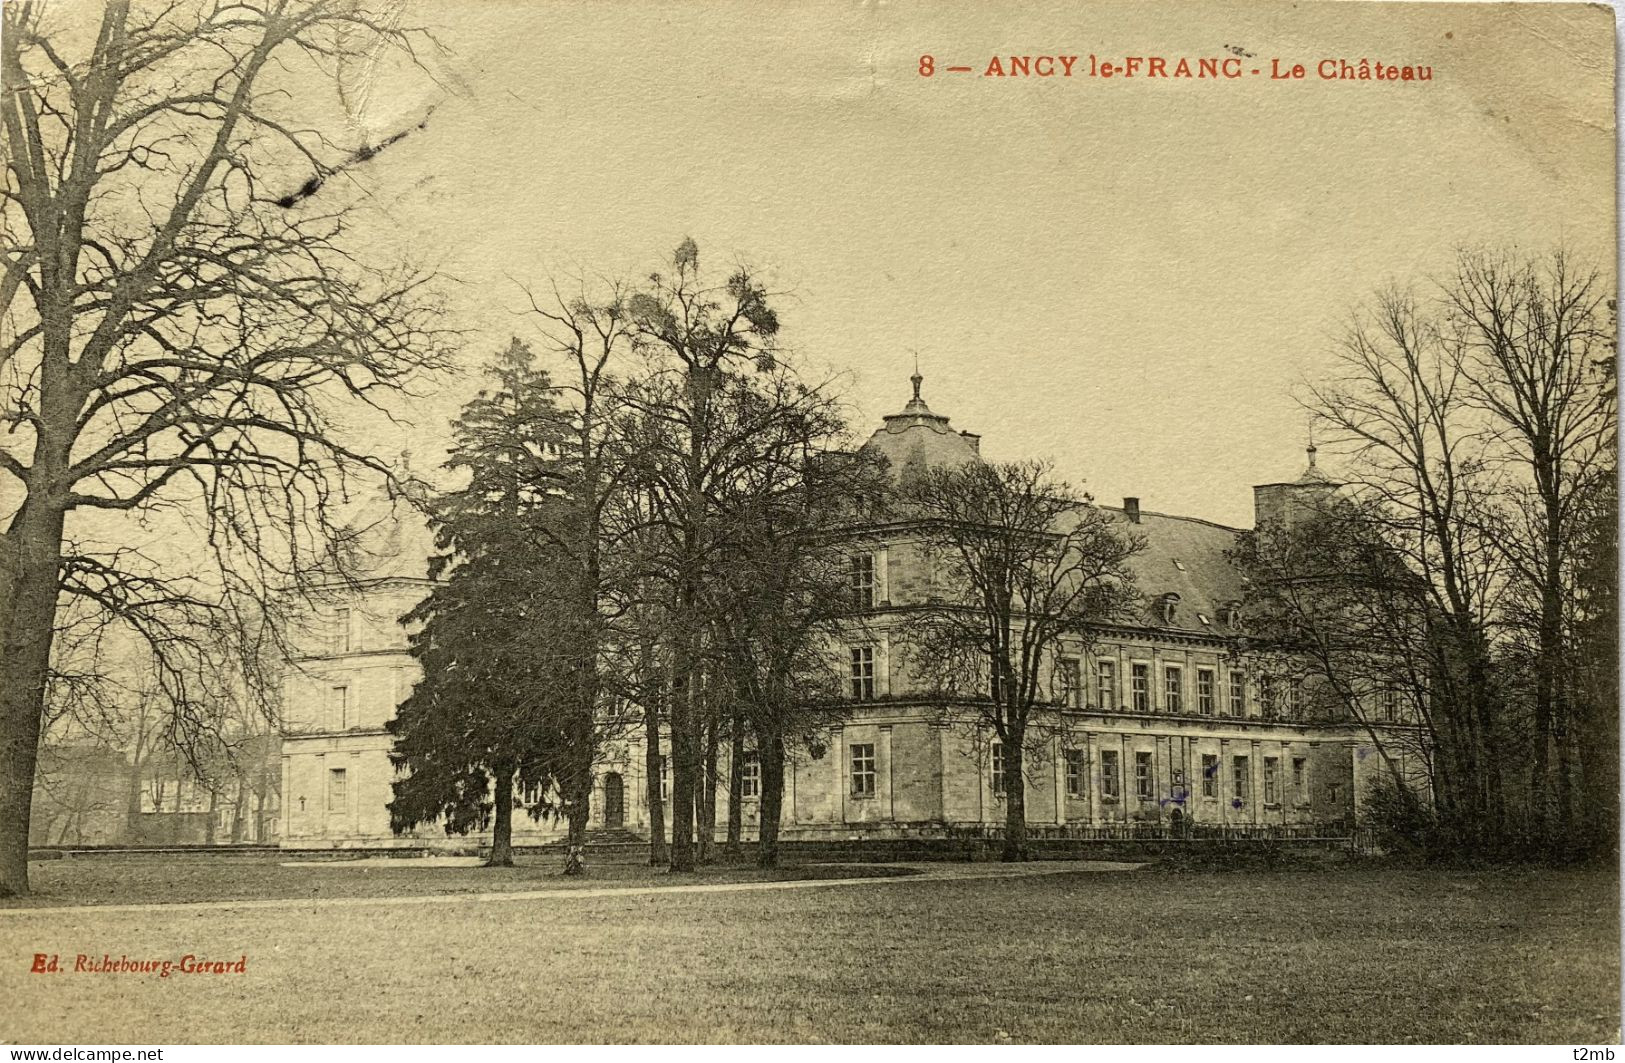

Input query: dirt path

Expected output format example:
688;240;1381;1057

0;859;1142;920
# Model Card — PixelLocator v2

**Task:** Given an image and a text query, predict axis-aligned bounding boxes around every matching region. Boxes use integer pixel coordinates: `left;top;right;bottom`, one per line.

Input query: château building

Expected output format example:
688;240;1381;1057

277;375;1423;849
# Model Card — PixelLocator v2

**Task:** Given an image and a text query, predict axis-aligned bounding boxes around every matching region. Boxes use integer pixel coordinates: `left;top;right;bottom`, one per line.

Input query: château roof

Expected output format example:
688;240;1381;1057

862;371;1251;638
1099;507;1248;636
861;371;985;473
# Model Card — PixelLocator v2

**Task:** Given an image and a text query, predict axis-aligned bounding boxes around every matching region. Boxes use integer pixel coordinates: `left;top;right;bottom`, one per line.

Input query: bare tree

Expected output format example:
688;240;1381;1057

898;460;1141;861
1232;496;1454;829
1303;285;1514;846
621;239;785;872
603;492;672;866
1300;253;1616;857
703;416;887;868
1446;249;1615;847
521;280;639;874
0;0;448;895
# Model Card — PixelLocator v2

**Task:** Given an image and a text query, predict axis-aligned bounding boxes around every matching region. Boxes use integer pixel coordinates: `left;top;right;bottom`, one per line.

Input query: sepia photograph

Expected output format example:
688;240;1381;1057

0;0;1618;1047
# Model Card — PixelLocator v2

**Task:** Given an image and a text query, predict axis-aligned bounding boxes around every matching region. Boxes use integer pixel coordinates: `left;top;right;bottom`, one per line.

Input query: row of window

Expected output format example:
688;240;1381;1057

648;754;764;801
975;743;1312;806
324;747;1312;817
850;647;1314;720
841;740;1311;806
852;641;1409;722
1067;660;1297;718
1085;749;1308;805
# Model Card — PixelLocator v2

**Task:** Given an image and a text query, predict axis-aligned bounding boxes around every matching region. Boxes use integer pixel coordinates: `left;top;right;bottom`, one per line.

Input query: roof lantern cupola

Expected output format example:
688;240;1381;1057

904;361;931;414
860;362;985;473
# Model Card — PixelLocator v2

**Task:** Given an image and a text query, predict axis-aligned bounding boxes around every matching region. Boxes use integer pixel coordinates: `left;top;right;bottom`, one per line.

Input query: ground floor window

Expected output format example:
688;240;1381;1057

741;751;760;798
1134;750;1153;799
1292;756;1309;803
1100;750;1121;799
1065;749;1085;798
326;767;347;811
1232;755;1249;802
990;742;1005;795
1201;754;1219;798
850;742;876;797
1263;756;1280;805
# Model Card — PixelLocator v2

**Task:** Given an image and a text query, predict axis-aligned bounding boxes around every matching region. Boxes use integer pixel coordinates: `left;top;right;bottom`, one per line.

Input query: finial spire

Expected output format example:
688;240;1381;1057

910;352;923;402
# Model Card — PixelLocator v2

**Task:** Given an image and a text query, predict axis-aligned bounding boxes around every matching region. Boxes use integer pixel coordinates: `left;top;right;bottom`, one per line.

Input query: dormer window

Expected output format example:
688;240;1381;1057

1218;602;1243;628
1156;593;1181;625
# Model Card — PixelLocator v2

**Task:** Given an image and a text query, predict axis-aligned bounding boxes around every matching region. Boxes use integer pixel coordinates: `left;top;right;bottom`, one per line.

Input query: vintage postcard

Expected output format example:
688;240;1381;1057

0;0;1617;1048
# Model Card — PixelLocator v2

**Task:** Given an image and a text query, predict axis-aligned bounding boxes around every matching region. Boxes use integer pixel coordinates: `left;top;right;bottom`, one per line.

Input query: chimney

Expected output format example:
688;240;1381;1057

1123;497;1140;524
959;430;981;454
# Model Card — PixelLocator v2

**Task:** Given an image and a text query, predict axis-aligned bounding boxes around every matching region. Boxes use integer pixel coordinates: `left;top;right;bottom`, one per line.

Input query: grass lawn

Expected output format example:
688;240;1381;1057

0;859;1616;1044
5;851;904;909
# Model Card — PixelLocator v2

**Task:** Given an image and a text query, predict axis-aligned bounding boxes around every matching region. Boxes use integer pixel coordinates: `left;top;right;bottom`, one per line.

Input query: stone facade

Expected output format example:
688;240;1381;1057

278;378;1426;849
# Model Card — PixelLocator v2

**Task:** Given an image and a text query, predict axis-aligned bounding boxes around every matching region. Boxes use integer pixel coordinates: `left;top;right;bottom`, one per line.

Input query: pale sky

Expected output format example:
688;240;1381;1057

324;0;1614;527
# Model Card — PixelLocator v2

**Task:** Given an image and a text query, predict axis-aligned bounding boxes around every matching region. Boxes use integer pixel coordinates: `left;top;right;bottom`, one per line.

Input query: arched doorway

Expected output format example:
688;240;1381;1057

603;772;624;829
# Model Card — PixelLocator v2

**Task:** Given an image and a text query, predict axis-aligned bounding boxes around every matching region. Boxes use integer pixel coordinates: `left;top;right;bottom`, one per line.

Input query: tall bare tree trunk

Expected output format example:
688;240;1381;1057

561;719;594;876
725;707;744;857
0;502;67;896
669;676;697;870
644;695;668;867
1577;674;1618;858
757;732;786;869
669;579;700;871
1531;572;1561;848
124;755;145;845
1002;726;1029;862
562;786;590;876
230;778;246;844
487;763;515;868
698;701;719;864
204;785;219;844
